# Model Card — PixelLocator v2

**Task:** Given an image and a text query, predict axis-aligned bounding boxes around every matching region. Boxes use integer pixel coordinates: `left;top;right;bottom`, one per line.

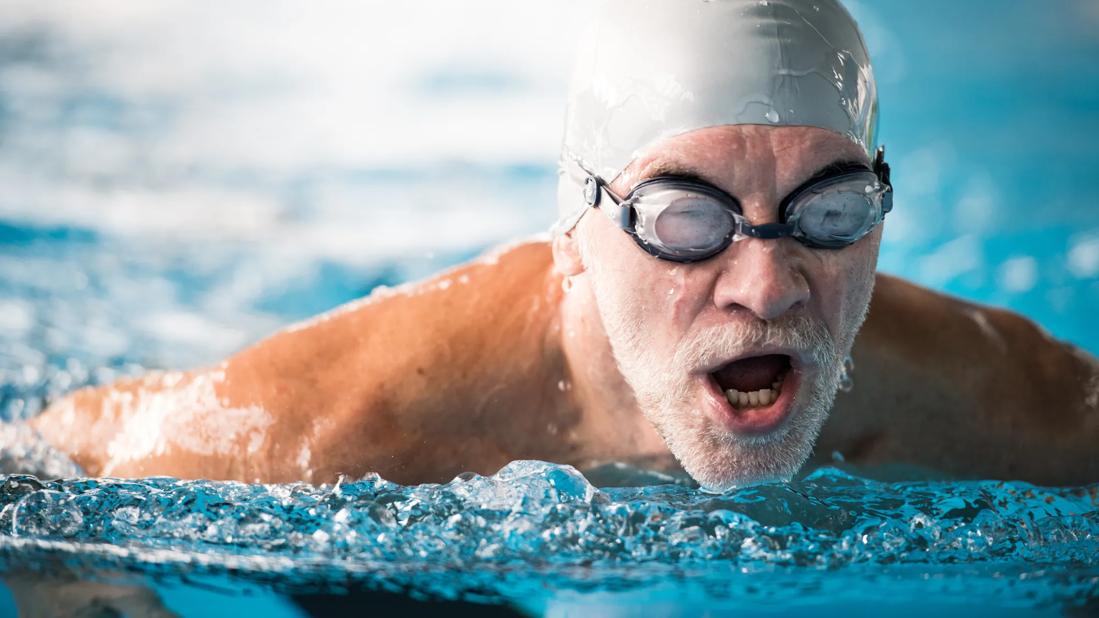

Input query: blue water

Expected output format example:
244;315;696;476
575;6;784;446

1;464;1097;615
0;0;1097;615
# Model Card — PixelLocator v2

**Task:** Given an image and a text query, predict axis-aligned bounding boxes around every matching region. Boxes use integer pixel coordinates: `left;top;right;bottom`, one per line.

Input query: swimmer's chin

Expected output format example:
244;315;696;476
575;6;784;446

695;470;795;494
668;432;809;493
658;442;801;493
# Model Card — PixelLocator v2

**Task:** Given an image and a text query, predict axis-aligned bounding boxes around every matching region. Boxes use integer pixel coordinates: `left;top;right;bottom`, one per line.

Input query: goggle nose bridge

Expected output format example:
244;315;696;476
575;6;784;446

737;221;795;240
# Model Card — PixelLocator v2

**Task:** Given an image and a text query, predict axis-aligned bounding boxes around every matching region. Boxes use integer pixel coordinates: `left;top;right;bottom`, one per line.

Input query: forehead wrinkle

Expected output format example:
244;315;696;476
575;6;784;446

768;129;869;187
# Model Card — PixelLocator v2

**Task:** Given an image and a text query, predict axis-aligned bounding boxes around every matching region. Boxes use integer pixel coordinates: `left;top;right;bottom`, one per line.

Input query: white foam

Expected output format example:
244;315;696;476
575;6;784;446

102;370;274;475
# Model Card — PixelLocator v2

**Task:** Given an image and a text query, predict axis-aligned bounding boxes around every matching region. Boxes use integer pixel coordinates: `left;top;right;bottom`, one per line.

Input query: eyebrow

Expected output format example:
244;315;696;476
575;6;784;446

634;158;871;191
635;162;715;186
802;159;872;183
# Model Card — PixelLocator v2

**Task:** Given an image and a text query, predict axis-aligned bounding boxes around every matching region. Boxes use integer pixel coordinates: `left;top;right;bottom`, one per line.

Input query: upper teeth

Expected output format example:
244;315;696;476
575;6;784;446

725;380;782;409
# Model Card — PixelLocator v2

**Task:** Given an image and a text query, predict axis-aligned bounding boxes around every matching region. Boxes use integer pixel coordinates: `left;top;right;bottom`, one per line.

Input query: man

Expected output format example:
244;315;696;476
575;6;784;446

26;0;1099;491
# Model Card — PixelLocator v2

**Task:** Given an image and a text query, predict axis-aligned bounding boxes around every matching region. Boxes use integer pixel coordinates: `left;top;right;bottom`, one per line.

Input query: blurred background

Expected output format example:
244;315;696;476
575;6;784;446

0;0;1097;420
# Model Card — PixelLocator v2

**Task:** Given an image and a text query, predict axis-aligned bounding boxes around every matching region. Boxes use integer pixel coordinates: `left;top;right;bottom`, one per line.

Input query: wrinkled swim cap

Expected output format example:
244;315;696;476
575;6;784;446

556;0;878;225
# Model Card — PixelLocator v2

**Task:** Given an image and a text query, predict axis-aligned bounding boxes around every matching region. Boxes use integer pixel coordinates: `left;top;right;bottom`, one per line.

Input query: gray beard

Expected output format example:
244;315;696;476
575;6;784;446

614;314;844;491
584;270;868;492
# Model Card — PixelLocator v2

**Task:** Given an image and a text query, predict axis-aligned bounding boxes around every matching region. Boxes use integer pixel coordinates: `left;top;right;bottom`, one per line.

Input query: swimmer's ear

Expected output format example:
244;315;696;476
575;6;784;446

551;230;586;276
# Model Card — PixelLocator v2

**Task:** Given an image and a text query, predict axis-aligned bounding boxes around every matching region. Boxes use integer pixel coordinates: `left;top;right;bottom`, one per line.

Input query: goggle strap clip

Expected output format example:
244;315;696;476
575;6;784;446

585;175;637;229
583;176;601;207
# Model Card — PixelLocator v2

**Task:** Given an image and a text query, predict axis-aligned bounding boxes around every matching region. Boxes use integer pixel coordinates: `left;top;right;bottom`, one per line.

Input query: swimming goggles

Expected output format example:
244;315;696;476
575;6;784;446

569;146;893;263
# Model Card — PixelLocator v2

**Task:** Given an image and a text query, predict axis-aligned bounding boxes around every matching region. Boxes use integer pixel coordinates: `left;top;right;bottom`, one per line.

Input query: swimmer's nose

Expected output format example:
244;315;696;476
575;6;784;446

712;237;809;321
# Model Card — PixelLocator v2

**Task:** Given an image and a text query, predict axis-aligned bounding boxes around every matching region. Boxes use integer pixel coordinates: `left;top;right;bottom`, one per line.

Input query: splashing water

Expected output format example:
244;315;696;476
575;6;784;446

0;461;1096;613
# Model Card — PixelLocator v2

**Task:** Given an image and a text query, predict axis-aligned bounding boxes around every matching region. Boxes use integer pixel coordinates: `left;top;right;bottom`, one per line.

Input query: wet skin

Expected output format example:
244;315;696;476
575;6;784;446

28;126;1099;486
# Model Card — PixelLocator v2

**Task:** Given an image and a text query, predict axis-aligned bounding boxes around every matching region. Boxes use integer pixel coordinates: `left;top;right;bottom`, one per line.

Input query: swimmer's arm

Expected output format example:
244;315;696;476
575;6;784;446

26;261;425;481
31;240;557;483
29;302;419;483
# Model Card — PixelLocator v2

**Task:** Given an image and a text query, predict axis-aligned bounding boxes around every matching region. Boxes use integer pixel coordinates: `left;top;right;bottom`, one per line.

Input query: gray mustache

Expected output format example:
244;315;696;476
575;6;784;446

673;315;836;372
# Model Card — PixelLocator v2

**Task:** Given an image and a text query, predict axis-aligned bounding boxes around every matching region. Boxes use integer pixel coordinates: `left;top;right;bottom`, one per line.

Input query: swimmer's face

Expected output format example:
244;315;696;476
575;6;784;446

565;125;881;491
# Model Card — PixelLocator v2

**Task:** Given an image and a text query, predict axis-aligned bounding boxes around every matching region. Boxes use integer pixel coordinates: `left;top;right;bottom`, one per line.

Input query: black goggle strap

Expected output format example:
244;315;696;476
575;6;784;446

873;145;893;214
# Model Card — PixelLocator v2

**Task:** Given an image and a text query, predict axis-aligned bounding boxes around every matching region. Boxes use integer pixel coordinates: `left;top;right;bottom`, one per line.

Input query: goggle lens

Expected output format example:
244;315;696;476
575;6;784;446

632;186;736;260
788;178;881;248
623;173;886;260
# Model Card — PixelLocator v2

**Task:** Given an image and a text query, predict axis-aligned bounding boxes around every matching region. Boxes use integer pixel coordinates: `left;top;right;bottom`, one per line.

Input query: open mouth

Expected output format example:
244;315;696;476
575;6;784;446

703;353;796;435
710;354;792;409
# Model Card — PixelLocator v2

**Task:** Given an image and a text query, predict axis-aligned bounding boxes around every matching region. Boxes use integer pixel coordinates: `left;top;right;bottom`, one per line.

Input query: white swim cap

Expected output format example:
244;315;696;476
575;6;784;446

556;0;879;227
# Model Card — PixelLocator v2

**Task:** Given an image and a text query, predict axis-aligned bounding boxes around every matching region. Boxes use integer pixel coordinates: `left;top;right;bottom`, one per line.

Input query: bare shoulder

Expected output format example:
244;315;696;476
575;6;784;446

228;237;559;481
861;273;1098;396
236;236;557;415
818;273;1099;483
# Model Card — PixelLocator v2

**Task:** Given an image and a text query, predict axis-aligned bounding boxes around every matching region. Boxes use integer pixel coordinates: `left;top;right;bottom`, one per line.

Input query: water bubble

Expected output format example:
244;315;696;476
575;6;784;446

764;109;780;123
12;490;83;537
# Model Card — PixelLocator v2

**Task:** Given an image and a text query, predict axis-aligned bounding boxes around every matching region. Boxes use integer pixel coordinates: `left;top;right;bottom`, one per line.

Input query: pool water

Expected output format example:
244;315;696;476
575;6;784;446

0;463;1097;616
0;0;1097;615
